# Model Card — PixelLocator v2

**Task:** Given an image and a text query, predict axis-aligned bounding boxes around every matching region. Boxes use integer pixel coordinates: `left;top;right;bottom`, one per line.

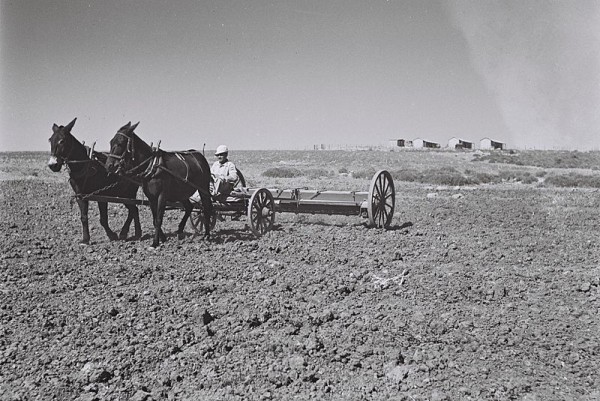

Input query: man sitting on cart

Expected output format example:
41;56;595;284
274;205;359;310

211;145;238;200
191;145;238;203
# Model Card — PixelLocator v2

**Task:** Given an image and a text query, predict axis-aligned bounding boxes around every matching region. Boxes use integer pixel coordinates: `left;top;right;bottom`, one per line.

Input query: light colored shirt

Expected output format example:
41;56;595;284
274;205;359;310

211;160;238;184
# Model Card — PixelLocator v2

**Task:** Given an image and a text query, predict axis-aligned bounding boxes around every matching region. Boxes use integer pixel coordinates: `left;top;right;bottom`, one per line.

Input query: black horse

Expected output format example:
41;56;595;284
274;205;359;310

48;118;142;244
105;122;213;248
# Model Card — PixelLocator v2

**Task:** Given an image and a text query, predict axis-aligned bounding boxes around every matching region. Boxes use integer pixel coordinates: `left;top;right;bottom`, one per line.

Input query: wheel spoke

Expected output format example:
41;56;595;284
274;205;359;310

376;177;384;198
382;179;390;197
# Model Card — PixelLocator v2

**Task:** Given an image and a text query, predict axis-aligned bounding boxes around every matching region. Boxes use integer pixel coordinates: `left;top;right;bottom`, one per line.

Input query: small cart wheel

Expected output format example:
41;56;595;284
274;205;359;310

235;168;247;187
367;170;395;229
189;207;217;234
248;188;275;236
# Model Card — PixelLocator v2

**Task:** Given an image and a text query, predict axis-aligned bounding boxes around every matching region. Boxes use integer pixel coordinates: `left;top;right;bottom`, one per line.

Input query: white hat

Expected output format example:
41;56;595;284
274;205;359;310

215;145;228;155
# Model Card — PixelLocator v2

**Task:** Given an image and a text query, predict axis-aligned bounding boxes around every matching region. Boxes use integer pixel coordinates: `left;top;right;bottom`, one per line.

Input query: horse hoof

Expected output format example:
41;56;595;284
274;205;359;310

79;240;90;246
177;233;186;240
119;233;128;240
148;244;159;250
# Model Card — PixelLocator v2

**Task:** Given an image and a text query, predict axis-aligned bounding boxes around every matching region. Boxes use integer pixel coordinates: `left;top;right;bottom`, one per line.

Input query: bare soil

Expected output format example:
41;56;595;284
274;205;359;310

1;152;599;400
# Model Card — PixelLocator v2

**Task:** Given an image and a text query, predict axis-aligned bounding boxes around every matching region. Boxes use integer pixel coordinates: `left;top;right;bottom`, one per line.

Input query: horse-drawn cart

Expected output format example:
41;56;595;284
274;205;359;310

49;120;395;246
187;169;395;236
87;169;395;237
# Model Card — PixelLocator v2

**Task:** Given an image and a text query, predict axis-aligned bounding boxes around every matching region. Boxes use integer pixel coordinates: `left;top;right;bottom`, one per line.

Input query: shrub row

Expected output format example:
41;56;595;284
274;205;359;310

544;173;600;188
474;150;600;169
262;167;333;179
261;166;600;188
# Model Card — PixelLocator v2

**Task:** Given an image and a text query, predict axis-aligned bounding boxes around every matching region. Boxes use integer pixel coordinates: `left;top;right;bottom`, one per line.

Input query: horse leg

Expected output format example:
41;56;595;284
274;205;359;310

77;199;91;244
156;193;168;243
177;199;193;240
147;197;160;248
200;191;213;240
98;202;118;241
118;205;131;240
119;204;141;240
132;205;142;239
150;194;167;248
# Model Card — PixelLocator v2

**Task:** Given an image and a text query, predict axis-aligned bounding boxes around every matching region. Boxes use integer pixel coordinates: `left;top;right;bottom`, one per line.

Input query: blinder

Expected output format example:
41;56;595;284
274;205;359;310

108;132;136;171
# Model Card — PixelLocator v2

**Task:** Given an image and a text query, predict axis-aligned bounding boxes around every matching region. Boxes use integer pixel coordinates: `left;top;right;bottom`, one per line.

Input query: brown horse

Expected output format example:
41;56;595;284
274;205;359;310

105;122;213;248
48;118;141;244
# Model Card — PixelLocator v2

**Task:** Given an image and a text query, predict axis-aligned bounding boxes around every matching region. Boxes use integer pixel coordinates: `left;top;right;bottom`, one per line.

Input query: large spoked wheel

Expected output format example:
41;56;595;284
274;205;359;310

367;170;395;229
248;188;275;236
189;205;217;234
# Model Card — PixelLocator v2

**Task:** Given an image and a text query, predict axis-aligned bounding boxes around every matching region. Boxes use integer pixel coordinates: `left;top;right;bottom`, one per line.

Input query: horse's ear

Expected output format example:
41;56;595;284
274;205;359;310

65;118;77;132
118;122;131;132
129;122;139;133
52;124;59;132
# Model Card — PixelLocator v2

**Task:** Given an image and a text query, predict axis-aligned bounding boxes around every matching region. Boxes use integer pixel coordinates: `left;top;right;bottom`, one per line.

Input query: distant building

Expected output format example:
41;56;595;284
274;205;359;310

413;138;441;149
448;137;474;150
480;138;506;150
388;139;412;148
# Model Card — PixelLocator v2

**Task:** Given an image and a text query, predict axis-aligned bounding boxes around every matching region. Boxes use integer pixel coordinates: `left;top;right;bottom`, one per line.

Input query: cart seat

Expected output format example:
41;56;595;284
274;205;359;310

212;187;249;204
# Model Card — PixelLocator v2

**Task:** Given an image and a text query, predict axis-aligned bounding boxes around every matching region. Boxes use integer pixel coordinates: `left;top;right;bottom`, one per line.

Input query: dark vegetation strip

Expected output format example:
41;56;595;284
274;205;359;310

474;150;600;170
262;166;600;188
262;166;538;186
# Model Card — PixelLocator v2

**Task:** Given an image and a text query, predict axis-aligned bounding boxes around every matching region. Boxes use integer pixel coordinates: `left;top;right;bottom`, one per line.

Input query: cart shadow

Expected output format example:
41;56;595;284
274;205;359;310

209;223;286;243
384;221;413;231
206;229;256;243
288;220;413;231
135;232;182;242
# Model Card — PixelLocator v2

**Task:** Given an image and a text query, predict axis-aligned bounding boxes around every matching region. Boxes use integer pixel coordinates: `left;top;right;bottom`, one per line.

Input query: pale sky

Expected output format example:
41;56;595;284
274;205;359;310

1;0;599;151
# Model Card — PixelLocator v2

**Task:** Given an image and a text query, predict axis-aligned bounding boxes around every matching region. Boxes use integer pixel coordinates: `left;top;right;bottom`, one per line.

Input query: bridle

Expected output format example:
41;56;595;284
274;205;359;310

50;132;98;181
106;131;156;180
107;132;136;170
50;132;76;165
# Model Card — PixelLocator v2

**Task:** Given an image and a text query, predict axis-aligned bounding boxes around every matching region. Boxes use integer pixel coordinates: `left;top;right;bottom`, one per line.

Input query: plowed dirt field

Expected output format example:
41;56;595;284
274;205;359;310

1;151;599;400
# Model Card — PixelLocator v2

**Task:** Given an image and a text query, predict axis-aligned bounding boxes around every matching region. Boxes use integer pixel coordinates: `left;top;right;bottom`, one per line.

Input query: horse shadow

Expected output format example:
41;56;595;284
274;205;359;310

136;232;180;242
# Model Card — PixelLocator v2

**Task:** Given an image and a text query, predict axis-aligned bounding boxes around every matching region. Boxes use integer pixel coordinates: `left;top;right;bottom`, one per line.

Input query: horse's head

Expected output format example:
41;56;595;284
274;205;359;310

106;121;139;174
48;118;77;172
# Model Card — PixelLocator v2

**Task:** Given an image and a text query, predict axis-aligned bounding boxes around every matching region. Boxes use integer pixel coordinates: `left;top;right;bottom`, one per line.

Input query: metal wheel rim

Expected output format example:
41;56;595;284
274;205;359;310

367;170;395;228
248;188;275;236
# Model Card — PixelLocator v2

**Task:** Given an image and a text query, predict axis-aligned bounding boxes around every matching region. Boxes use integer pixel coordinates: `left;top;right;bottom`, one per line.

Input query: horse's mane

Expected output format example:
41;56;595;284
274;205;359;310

131;132;154;155
62;129;90;160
